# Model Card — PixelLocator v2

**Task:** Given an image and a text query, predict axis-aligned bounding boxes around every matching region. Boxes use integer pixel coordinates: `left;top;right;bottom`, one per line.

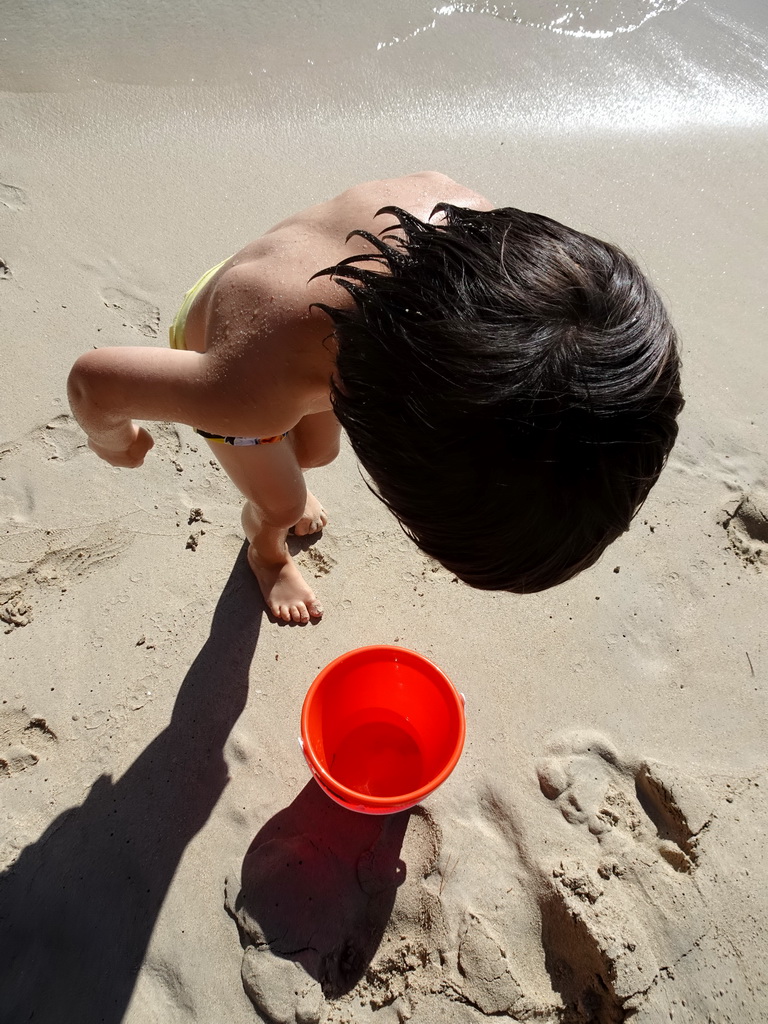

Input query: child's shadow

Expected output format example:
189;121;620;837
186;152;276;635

0;545;262;1024
227;782;411;999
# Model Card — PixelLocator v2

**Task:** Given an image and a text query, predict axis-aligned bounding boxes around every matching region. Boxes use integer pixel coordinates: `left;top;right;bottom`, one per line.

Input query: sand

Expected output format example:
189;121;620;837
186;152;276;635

1;1;767;1021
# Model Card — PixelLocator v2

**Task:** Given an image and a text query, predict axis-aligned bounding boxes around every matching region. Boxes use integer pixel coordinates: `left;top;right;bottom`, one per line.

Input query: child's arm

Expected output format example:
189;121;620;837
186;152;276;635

67;345;304;468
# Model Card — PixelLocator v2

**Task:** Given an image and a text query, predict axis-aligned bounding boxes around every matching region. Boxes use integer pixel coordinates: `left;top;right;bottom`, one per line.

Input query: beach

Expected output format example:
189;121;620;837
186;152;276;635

1;1;767;1021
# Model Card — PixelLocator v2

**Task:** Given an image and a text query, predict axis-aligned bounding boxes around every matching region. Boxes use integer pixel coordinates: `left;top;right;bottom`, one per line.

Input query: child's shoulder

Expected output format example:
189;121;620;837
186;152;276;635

193;172;492;354
334;171;493;221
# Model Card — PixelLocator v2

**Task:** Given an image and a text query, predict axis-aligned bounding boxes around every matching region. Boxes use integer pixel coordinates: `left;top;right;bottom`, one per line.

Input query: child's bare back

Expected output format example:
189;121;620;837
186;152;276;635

67;173;492;622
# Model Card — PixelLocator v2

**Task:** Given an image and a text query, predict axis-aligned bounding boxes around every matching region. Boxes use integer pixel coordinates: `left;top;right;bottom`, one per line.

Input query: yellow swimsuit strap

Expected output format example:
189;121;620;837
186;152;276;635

169;257;231;351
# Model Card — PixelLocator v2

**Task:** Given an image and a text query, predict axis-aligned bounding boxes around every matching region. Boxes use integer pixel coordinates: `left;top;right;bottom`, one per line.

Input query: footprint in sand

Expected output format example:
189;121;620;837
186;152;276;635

0;414;189;604
0;417;137;612
0;182;29;212
462;783;578;1021
101;285;160;338
39;415;90;463
537;732;697;872
720;491;768;568
357;803;532;1021
0;708;57;777
0;413;201;630
1;412;181;472
226;801;456;1024
0;414;87;468
0;521;134;620
227;782;554;1024
534;730;747;1023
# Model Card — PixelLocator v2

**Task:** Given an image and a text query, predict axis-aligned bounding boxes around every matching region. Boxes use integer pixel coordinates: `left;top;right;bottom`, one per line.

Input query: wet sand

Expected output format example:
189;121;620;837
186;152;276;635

1;2;767;1021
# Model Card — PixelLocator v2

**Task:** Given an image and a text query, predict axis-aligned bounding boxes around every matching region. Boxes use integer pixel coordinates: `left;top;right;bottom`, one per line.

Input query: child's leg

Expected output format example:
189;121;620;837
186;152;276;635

204;437;321;623
290;410;342;536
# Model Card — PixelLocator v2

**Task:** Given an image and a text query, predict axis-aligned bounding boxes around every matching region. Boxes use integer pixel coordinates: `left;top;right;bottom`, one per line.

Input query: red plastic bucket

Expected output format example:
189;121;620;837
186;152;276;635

300;645;466;814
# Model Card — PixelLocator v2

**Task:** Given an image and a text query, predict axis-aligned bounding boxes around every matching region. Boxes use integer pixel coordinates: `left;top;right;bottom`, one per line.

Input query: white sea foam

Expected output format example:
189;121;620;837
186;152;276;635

376;0;689;50
431;0;690;39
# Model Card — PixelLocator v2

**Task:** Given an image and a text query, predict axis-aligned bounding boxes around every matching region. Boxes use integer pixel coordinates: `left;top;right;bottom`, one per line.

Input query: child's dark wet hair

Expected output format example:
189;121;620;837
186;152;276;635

312;203;683;593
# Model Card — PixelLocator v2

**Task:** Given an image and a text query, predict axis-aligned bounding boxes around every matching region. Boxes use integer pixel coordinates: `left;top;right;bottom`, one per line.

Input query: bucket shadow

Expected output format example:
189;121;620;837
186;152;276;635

0;545;262;1024
227;780;411;998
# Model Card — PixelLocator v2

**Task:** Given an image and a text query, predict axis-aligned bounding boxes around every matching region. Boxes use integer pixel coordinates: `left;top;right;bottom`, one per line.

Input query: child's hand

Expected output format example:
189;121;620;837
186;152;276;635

87;426;154;468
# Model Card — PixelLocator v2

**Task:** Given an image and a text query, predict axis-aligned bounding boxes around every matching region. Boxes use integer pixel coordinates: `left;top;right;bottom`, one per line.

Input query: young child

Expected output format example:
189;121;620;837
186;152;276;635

67;172;683;623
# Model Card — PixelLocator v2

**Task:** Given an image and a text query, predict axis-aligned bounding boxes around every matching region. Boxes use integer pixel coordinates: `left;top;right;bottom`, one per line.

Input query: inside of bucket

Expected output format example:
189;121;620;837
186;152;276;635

307;648;461;799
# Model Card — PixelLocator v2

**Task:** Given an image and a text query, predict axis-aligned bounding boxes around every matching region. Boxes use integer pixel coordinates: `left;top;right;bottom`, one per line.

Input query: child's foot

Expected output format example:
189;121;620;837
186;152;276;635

292;490;327;537
247;545;323;623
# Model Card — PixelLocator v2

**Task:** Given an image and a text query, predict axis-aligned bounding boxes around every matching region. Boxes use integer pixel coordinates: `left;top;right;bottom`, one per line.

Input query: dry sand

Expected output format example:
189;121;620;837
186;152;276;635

1;2;767;1022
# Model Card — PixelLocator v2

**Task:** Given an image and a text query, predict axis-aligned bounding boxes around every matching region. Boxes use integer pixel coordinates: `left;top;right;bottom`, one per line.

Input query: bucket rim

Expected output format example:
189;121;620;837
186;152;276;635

300;644;466;809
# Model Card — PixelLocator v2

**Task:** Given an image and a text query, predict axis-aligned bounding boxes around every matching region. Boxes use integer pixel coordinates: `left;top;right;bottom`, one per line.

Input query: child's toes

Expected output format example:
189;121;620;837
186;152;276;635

308;601;323;619
309;509;327;532
294;515;324;536
291;604;309;624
